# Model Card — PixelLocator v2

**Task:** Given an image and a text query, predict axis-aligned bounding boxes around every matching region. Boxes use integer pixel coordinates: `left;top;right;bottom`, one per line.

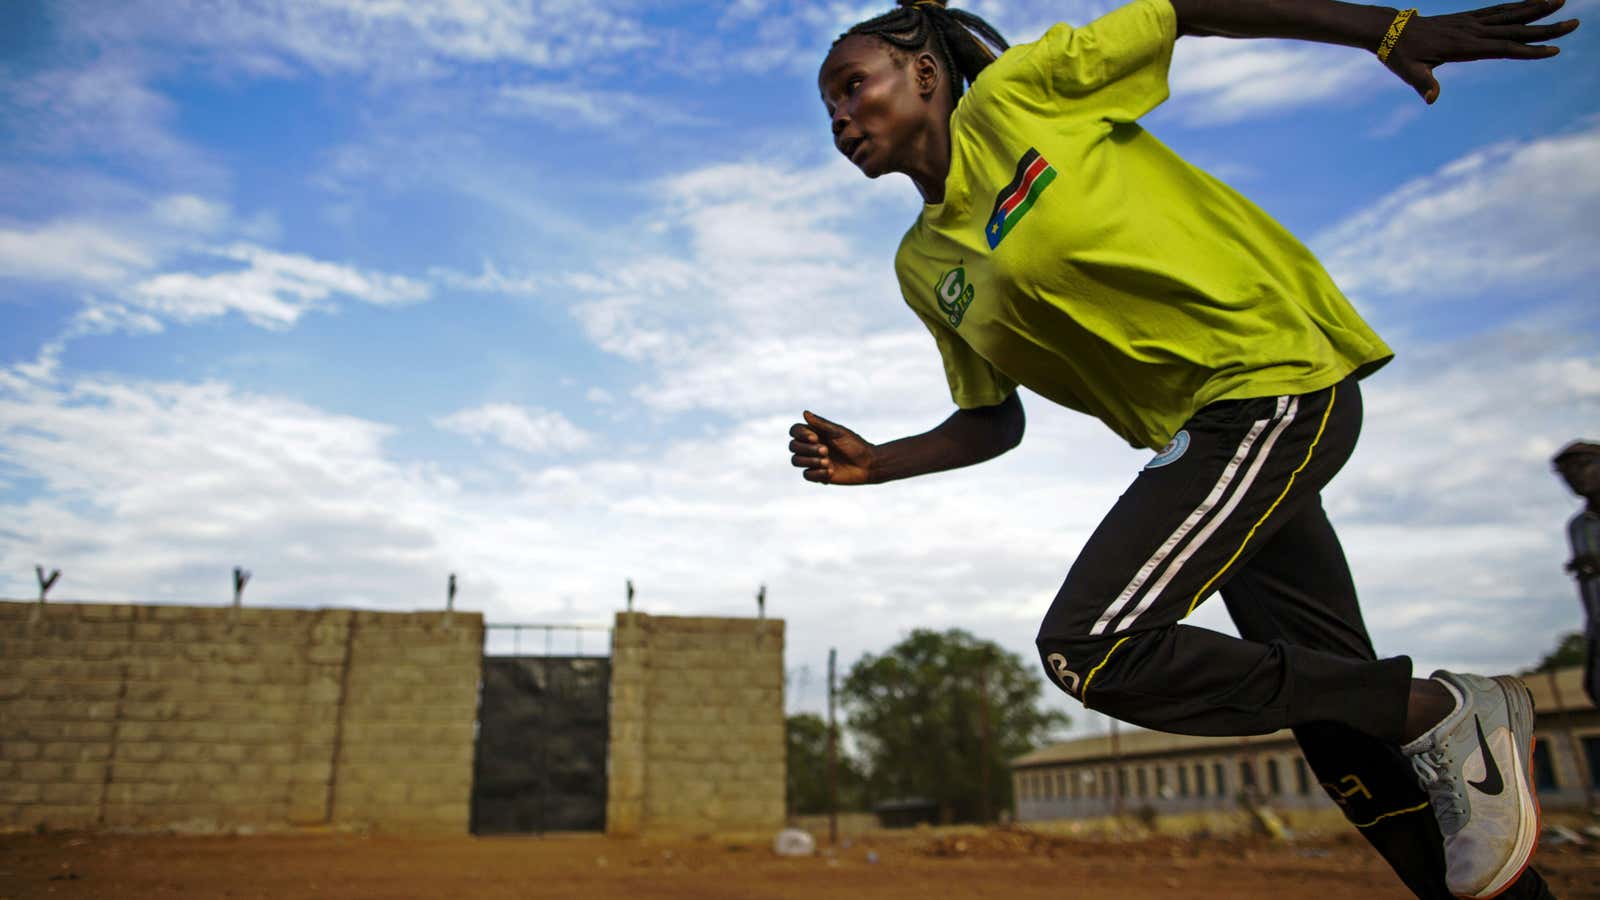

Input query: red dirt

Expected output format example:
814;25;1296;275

1;828;1596;899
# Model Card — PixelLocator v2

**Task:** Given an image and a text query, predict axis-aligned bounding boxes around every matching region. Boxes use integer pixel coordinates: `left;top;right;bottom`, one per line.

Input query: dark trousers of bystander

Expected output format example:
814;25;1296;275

1035;377;1554;899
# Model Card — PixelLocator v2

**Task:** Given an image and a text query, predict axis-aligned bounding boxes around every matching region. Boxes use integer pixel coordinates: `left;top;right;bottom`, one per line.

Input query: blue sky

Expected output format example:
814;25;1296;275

2;0;1596;738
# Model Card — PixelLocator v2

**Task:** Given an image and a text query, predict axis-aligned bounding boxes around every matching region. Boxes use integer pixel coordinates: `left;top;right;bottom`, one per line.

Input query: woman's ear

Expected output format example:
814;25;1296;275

914;51;941;98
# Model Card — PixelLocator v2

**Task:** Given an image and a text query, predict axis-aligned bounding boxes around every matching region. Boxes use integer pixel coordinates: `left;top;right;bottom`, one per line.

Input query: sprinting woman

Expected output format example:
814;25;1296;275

789;0;1579;896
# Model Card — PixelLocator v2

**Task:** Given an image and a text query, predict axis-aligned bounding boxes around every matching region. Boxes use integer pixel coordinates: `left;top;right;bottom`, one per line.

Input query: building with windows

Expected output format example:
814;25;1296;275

1012;665;1598;824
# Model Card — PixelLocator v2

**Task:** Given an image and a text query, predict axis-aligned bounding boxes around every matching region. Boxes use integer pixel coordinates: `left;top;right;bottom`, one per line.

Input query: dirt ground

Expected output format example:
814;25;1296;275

2;827;1597;900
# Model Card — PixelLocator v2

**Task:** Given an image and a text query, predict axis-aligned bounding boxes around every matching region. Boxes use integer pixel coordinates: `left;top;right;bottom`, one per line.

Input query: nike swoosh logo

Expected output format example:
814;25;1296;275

1467;714;1505;796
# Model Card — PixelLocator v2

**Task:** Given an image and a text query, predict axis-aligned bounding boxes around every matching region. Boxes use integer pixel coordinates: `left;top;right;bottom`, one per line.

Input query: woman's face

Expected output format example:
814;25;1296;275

818;35;938;179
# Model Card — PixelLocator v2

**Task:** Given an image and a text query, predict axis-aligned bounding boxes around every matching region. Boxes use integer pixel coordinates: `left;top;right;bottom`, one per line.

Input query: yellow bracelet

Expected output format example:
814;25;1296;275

1377;8;1418;62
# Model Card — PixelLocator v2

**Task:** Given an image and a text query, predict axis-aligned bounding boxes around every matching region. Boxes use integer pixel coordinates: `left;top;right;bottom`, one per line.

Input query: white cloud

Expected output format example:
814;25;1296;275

493;84;706;130
0;194;231;286
63;0;653;79
562;157;915;417
5;56;165;154
0;369;458;608
0;221;157;285
1366;104;1422;140
430;262;544;296
1334;338;1599;529
1328;335;1598;672
128;244;431;330
435;403;594;455
0;196;428;344
1168;38;1379;125
1315;124;1600;299
150;195;230;233
2;55;223;188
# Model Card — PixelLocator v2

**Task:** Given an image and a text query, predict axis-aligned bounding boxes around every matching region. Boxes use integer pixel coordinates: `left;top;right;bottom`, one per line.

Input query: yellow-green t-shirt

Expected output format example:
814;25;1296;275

894;0;1393;450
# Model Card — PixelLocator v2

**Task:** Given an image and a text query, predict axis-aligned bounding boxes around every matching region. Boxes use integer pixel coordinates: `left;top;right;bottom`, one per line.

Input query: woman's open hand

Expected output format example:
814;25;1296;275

1385;0;1579;103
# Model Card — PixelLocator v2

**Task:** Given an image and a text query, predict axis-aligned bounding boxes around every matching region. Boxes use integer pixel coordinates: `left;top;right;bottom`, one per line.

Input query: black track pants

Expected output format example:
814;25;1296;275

1035;377;1555;899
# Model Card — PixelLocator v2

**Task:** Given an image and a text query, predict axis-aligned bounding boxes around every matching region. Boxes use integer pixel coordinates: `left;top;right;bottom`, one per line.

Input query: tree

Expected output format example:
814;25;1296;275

840;628;1068;824
1524;631;1586;674
785;713;867;815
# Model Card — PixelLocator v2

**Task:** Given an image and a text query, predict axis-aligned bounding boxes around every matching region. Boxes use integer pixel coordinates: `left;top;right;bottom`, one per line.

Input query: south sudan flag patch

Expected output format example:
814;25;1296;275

985;148;1056;250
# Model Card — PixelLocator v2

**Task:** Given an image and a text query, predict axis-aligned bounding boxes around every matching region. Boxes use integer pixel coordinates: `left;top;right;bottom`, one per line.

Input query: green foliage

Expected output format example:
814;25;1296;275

785;713;868;815
840;628;1068;824
1524;631;1586;674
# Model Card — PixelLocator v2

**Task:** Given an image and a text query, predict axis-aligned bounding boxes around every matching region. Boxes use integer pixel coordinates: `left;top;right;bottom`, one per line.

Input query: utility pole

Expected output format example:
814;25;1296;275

1110;716;1123;818
827;647;838;846
978;662;992;824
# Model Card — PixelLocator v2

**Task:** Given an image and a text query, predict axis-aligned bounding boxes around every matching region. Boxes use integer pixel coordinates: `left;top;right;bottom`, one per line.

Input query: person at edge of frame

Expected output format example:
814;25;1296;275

1554;441;1600;706
788;0;1581;897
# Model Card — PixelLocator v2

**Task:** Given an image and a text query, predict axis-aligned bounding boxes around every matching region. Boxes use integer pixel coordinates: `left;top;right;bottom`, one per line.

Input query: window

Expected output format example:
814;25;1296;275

1156;765;1168;797
1584;737;1600;793
1178;764;1190;797
1266;758;1282;795
1194;763;1207;798
1136;767;1147;798
1295;757;1311;795
1239;760;1257;789
1056;771;1066;800
1213;762;1226;795
1532;738;1558;792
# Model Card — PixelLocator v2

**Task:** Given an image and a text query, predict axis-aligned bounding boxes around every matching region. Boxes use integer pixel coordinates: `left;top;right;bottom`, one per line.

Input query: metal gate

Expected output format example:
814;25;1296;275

471;655;611;833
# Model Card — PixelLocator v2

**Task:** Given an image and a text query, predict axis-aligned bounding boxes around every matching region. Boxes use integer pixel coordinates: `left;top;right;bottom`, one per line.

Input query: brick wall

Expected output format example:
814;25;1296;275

606;613;784;837
0;600;482;834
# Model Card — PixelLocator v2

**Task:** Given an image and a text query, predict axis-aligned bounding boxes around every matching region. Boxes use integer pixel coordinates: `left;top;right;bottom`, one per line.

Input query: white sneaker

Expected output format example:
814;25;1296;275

1402;671;1540;899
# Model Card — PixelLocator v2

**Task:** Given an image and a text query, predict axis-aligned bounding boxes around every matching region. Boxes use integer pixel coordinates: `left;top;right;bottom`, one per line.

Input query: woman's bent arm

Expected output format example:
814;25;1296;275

789;392;1025;485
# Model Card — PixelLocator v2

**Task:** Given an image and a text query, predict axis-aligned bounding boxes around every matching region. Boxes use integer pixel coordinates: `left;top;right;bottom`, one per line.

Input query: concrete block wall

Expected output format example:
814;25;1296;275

606;613;785;837
332;611;484;831
0;600;482;834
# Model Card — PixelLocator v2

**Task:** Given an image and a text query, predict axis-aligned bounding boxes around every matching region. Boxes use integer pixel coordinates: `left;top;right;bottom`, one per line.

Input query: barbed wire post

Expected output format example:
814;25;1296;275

230;566;250;627
445;573;457;630
30;565;60;625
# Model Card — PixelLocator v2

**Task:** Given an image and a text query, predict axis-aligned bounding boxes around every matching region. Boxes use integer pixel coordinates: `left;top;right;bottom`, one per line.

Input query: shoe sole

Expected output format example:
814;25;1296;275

1465;676;1540;899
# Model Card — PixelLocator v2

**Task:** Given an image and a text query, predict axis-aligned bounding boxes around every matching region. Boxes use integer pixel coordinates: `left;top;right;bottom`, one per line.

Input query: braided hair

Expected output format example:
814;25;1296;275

832;0;1010;104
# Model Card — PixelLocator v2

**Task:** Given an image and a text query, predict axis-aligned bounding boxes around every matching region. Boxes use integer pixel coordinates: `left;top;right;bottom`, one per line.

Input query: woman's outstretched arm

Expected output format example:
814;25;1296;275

1167;0;1579;102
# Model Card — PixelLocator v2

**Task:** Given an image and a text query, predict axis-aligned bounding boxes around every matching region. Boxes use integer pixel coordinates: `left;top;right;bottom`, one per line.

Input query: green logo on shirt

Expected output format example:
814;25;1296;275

935;266;975;327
